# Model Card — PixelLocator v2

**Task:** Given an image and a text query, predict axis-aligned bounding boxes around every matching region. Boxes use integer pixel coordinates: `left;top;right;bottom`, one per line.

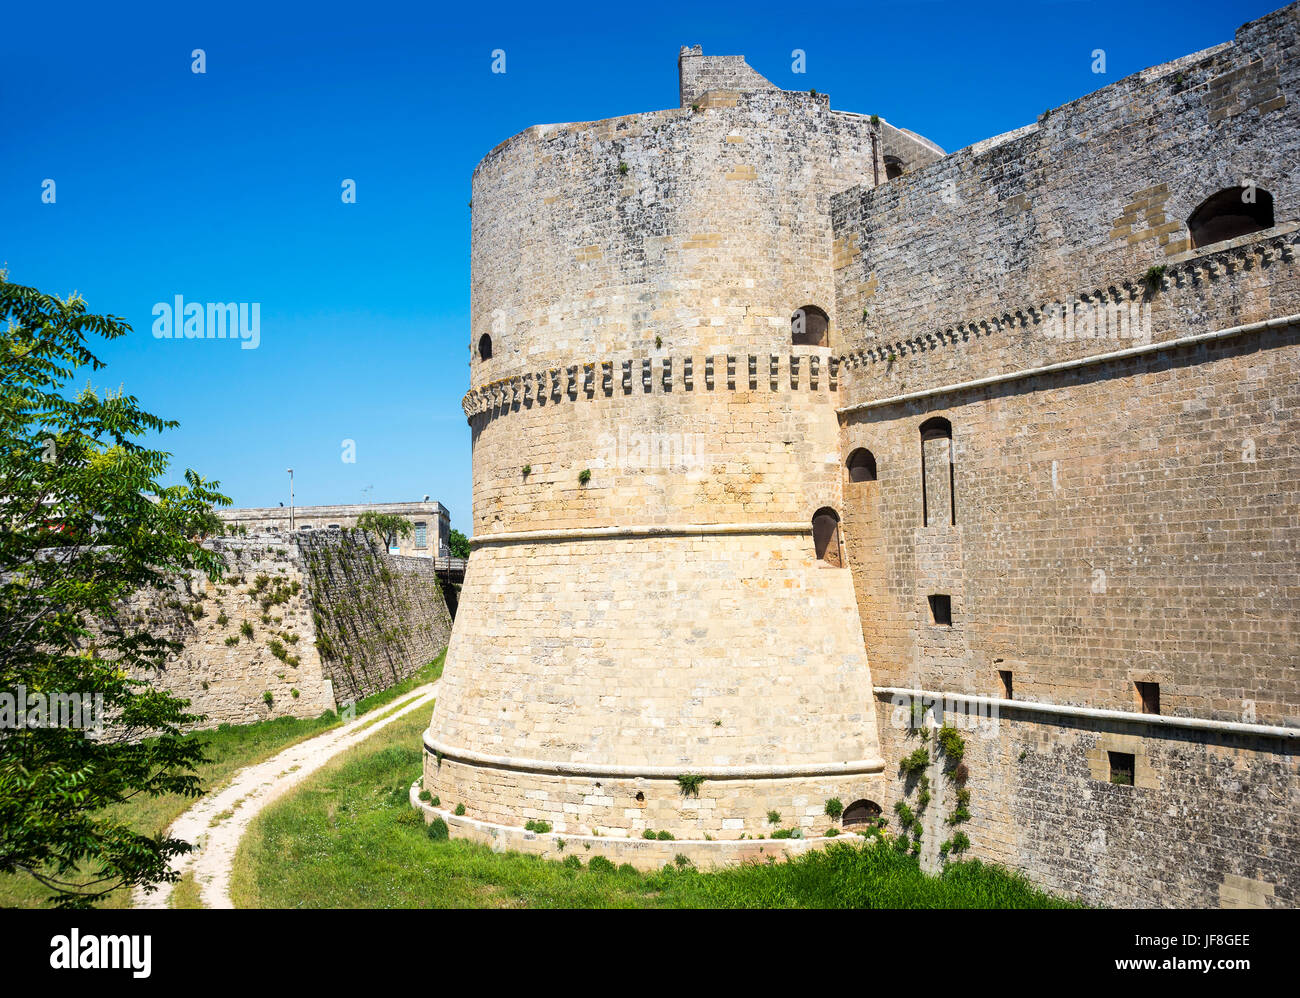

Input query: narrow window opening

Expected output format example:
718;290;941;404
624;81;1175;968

884;156;905;181
1108;751;1135;787
414;521;428;548
1136;681;1160;715
1187;187;1274;248
847;448;877;483
919;417;955;527
998;670;1013;699
478;332;493;360
791;305;829;347
928;594;952;626
812;507;844;567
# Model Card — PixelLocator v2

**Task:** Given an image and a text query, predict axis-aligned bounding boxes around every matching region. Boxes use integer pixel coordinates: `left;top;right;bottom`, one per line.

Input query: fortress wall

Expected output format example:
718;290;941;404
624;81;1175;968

831;4;1300;402
465;349;841;538
129;532;452;729
841;321;1300;723
468;88;879;386
424;530;883;837
872;697;1300;908
299;531;453;704
430;533;878;766
126;536;336;727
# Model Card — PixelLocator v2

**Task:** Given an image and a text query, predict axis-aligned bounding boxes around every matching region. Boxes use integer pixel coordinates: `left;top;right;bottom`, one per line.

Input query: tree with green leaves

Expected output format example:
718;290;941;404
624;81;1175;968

0;274;229;907
448;528;470;560
355;511;413;549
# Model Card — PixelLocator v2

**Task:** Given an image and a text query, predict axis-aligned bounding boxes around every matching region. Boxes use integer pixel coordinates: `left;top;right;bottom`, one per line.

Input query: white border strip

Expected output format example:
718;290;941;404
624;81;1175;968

874;686;1298;739
470;521;811;548
424;733;886;779
840;313;1300;415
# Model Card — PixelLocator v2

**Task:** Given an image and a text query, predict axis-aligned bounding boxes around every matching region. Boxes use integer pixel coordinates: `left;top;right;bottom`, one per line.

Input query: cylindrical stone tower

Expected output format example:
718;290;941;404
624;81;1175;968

424;50;900;842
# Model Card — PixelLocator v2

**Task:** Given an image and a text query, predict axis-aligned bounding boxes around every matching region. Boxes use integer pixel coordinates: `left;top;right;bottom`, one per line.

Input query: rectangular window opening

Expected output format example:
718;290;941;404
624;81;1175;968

1136;681;1160;715
927;594;952;626
1108;751;1135;787
414;521;428;548
998;669;1013;699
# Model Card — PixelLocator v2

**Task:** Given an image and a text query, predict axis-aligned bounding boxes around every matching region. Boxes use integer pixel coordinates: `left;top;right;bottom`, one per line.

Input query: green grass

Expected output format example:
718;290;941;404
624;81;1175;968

0;649;445;909
231;704;1077;910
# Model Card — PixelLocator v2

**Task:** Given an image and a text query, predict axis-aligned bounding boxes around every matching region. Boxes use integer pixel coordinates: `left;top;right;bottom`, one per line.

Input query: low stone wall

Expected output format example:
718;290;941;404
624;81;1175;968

871;692;1299;909
409;782;847;872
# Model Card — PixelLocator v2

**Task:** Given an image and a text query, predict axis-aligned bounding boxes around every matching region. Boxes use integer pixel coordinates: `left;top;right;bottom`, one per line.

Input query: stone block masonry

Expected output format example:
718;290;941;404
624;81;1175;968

131;531;451;728
427;3;1300;901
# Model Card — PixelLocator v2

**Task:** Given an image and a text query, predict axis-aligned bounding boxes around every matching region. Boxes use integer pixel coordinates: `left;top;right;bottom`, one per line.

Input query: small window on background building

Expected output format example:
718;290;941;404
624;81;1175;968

1136;681;1160;715
478;332;492;360
328;523;341;530
928;594;952;626
998;670;1013;699
414;521;427;548
298;524;313;531
812;507;844;567
1108;752;1135;787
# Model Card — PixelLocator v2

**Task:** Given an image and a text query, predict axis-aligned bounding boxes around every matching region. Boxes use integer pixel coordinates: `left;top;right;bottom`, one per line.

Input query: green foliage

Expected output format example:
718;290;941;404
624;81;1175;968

578;468;592;485
418;790;431;803
454;803;466;817
1143;264;1167;292
524;819;552;834
447;528;471;560
240;620;254;639
870;113;880;125
676;773;705;797
262;691;273;707
588;855;615;875
893;800;914;829
618;161;629;175
642;829;656;840
825;827;840;837
947;832;971;855
224;635;239;647
936;725;965;763
426;818;449;841
767;810;781;826
0;274;230;908
521;464;531;477
231;707;1079;910
355;512;413;549
562;854;582;870
900;747;930;775
824;797;843;820
656;830;674;841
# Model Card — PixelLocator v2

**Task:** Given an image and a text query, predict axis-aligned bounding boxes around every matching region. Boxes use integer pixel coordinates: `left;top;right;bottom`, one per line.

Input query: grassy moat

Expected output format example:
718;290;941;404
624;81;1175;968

231;703;1078;909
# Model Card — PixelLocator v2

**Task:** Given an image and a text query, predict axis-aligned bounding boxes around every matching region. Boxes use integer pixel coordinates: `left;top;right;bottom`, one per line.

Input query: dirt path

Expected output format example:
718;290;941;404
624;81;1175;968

134;681;438;910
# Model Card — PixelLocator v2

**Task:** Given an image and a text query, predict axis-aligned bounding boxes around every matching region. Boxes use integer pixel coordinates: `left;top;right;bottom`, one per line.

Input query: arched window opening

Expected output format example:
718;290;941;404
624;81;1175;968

919;417;955;527
847;448;877;483
478;333;493;360
884;156;905;181
812;507;844;567
791;305;829;347
842;799;882;828
1188;187;1274;248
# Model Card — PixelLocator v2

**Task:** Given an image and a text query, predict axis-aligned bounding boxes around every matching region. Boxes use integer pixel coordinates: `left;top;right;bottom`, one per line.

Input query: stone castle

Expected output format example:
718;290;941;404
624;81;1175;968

421;3;1299;907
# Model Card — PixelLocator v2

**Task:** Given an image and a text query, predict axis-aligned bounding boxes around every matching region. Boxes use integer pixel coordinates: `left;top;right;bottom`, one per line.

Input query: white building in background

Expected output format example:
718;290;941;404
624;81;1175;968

216;499;451;558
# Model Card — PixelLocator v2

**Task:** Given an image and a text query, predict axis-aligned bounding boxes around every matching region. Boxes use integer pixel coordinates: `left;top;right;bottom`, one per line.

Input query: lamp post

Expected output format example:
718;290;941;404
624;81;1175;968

287;468;294;532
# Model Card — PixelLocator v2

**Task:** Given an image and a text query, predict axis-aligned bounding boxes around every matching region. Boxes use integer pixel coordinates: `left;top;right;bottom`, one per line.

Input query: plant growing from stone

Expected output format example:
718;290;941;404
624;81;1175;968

824;797;843;820
578;468;591;485
676;773;705;797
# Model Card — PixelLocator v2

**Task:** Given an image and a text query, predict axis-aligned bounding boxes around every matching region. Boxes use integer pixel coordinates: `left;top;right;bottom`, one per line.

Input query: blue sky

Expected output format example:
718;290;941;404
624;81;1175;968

1;0;1275;532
